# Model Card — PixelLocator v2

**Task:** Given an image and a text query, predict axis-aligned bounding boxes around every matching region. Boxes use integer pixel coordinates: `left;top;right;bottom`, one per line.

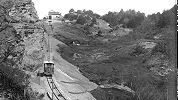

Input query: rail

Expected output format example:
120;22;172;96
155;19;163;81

46;77;67;100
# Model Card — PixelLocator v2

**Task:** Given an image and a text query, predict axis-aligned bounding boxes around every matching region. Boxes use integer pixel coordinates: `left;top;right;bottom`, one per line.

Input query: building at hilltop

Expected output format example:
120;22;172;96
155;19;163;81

48;10;63;20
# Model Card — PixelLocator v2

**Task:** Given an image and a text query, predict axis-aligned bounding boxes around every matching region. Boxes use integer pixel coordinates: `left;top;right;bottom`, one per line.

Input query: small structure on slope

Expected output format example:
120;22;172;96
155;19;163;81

48;10;63;20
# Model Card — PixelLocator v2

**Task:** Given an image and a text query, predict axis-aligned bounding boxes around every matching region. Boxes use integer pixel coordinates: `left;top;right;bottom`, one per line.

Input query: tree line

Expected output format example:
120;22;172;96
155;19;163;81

64;5;176;29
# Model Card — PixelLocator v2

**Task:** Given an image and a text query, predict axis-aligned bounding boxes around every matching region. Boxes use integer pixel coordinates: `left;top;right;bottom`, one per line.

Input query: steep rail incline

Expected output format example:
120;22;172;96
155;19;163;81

42;20;98;100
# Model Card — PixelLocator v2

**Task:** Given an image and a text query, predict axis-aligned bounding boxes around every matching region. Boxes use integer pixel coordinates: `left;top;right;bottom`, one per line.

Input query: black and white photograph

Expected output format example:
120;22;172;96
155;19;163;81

0;0;177;100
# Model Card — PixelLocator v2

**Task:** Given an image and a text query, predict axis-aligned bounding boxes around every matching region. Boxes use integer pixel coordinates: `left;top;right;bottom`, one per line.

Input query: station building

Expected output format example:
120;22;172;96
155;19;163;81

48;10;63;20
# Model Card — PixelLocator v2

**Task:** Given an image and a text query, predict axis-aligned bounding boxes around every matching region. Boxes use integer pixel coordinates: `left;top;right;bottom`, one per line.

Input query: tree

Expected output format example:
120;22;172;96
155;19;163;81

64;13;78;21
101;9;145;28
77;10;83;14
102;11;119;26
84;10;93;16
89;17;97;26
156;8;175;28
69;8;75;14
76;15;87;25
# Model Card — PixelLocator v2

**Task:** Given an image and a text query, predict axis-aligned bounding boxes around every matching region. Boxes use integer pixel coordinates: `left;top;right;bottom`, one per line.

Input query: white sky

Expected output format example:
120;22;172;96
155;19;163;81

32;0;176;19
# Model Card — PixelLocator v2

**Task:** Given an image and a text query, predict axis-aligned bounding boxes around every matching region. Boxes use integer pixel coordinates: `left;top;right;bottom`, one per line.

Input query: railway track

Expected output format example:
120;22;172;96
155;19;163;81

46;77;67;100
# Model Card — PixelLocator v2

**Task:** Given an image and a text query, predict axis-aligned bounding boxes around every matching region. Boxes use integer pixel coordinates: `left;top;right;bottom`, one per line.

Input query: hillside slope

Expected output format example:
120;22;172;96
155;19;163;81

53;11;176;100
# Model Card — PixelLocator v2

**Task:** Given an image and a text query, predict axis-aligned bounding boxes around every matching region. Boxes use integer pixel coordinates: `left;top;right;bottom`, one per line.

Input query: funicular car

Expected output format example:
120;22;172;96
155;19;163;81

43;60;54;77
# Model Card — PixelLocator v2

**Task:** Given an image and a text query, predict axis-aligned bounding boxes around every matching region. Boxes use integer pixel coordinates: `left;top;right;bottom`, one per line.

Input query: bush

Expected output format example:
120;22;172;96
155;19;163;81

101;9;145;28
76;15;87;25
64;13;78;21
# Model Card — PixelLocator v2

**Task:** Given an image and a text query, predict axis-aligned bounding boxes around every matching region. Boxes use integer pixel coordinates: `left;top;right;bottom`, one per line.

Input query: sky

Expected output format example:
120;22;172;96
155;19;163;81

32;0;176;19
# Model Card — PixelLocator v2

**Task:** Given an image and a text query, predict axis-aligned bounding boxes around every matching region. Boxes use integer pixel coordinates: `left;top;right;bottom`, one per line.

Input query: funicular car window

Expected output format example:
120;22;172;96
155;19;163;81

44;63;54;74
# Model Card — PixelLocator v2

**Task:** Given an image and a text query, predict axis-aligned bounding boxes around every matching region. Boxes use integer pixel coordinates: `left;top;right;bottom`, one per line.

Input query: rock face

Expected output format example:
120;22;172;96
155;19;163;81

9;0;39;22
1;0;42;71
0;0;40;72
0;0;43;99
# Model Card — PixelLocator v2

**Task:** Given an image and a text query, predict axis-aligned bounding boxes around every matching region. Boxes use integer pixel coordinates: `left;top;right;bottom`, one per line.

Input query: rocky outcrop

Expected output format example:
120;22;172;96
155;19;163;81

4;0;43;71
0;0;42;99
99;83;135;95
9;0;39;23
0;0;41;73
